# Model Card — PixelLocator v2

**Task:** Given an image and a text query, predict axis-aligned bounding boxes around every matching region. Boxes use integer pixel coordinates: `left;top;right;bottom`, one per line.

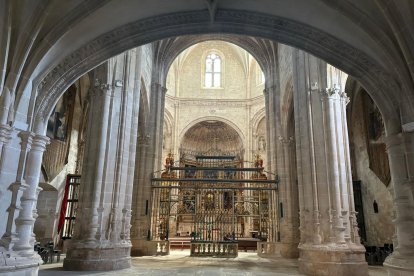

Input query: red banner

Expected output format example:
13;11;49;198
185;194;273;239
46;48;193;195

57;175;70;234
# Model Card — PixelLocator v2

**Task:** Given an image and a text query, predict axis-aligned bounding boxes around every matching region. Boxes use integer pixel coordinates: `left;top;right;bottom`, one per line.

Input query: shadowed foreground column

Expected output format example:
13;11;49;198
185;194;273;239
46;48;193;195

293;50;367;276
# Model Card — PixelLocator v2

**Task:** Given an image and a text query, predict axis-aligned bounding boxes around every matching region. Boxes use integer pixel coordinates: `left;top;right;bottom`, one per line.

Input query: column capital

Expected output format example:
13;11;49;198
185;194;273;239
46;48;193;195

18;131;35;149
324;87;341;98
138;134;151;146
278;136;294;145
31;134;50;152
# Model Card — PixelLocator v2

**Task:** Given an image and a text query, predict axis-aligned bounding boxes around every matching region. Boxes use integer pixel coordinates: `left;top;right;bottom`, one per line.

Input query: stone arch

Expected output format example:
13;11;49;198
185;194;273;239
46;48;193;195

162;107;174;152
251;107;266;136
179;120;244;158
29;9;407;135
179;116;245;148
163;108;173;135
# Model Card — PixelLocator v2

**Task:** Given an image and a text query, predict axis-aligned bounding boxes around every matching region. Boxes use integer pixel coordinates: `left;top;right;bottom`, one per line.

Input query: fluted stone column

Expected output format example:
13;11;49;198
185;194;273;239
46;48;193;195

0;124;13;206
13;134;49;254
130;82;167;255
0;124;12;159
130;134;150;255
0;131;49;275
263;84;279;245
277;136;300;258
262;80;299;257
64;79;132;270
383;131;414;276
1;132;49;256
293;50;367;276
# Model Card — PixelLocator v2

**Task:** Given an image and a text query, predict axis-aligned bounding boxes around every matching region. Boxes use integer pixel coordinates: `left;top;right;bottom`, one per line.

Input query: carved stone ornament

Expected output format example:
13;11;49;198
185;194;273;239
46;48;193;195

34;9;399;129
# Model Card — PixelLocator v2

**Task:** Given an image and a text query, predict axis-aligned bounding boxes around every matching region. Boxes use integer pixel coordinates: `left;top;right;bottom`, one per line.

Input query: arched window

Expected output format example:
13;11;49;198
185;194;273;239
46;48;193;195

205;53;221;88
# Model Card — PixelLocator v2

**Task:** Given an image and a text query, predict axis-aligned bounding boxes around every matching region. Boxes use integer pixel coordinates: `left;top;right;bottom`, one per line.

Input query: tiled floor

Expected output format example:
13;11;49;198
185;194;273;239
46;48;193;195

39;251;388;276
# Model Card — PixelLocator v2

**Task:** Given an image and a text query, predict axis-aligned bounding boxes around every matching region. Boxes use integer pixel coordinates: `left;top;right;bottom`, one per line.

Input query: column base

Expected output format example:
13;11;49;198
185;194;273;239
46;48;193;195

131;239;169;256
63;243;131;271
0;248;41;275
257;242;299;258
383;252;414;276
298;244;367;276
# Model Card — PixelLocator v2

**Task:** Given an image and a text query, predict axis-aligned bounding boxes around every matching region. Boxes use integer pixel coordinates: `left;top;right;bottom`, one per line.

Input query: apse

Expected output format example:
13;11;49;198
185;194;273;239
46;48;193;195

180;120;244;159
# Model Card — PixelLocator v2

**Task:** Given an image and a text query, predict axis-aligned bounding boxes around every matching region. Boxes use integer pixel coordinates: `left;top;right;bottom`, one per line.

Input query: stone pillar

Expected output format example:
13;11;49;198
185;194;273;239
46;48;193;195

263;80;300;257
130;82;167;255
383;131;414;276
293;50;367;276
0;124;12;159
64;81;131;270
1;131;48;254
277;136;300;258
263;84;279;245
12;134;49;255
0;124;13;205
1;131;33;252
130;134;150;255
0;132;49;275
263;86;277;174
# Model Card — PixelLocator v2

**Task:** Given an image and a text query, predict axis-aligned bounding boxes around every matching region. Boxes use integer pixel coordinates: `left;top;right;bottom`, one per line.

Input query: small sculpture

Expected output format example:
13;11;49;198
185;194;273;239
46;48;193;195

161;151;176;178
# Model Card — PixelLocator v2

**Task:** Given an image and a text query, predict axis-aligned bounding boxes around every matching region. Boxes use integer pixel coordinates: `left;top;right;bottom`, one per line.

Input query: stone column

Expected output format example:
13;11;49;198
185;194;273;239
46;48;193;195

0;124;12;159
293;49;367;276
11;134;49;256
64;83;131;270
277;136;300;258
263;86;277;174
130;82;167;255
263;80;300;257
0;124;13;205
130;134;150;255
383;131;414;276
263;84;279;243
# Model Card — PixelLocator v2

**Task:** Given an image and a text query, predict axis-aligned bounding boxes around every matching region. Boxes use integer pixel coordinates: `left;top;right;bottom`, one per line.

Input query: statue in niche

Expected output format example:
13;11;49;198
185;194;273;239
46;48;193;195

258;136;266;151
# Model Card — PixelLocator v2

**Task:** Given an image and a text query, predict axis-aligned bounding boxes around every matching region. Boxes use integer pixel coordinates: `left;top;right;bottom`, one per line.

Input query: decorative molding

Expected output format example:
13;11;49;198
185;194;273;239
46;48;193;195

0;124;13;143
33;9;401;132
278;136;294;144
138;134;151;145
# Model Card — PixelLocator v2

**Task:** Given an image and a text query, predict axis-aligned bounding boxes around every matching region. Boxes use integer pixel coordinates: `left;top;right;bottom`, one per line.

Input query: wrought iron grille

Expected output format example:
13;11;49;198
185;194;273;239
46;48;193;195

150;155;278;257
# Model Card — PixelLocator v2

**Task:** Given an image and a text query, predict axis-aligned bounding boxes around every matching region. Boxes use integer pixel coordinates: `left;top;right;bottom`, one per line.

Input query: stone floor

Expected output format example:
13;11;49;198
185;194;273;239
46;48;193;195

39;250;388;276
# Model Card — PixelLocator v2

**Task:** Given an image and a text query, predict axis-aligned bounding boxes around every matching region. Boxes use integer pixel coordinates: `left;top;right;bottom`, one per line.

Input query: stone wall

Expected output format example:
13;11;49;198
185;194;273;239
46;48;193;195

164;41;266;164
174;41;247;99
350;90;394;246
